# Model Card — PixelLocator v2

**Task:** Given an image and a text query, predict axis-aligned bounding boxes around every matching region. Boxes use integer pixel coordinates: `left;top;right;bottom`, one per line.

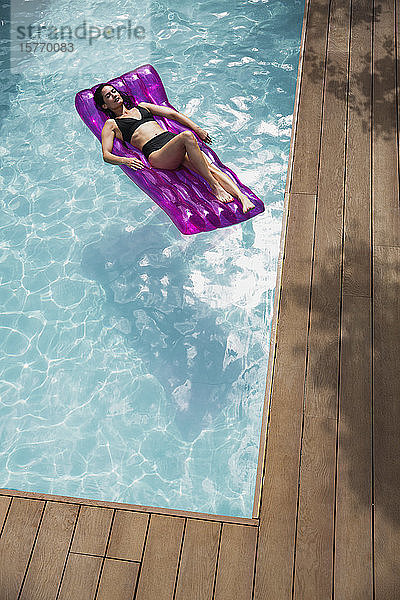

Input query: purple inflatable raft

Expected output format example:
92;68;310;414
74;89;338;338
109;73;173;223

75;64;264;235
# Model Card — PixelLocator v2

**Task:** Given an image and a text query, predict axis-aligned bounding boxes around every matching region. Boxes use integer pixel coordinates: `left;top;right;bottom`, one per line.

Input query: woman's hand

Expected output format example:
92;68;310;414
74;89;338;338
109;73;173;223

194;127;212;144
124;156;146;170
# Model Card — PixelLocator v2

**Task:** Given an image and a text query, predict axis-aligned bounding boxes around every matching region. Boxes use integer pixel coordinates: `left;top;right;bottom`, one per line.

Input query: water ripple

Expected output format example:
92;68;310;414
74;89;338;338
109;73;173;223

0;0;303;517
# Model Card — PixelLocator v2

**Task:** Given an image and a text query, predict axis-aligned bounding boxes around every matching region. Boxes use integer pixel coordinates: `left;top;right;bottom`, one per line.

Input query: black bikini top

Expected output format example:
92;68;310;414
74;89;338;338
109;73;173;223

114;106;156;143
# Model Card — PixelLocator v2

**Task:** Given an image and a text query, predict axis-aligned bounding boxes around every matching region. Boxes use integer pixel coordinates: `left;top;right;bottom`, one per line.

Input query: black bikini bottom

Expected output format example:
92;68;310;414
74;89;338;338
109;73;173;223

141;131;178;161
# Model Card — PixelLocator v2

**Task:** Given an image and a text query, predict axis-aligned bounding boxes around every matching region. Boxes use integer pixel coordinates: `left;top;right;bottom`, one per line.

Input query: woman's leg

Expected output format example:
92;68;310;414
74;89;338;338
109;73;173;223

148;131;232;203
183;153;239;197
182;153;256;213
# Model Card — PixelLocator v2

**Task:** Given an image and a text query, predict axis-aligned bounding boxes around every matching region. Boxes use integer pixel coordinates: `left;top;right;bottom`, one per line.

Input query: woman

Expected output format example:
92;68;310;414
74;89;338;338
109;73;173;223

94;84;255;213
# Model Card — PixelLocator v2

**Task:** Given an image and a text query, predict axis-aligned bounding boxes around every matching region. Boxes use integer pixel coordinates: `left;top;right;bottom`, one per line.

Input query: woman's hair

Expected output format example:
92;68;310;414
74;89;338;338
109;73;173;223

93;83;136;118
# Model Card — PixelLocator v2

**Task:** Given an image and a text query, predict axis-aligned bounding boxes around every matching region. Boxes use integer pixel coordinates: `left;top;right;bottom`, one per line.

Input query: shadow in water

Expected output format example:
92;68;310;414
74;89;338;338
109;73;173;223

81;224;244;442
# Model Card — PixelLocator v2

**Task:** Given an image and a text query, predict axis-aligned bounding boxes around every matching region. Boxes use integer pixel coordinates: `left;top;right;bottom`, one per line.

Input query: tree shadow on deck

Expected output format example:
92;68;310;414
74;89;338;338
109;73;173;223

303;0;396;141
287;231;400;596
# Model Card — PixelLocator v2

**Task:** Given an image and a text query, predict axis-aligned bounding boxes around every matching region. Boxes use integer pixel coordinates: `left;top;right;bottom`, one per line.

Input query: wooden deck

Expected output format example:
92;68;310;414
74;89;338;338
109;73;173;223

1;0;400;596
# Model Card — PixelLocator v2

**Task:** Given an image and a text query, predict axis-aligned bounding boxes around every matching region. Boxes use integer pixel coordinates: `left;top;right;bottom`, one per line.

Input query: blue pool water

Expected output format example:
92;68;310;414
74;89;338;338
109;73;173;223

0;0;304;517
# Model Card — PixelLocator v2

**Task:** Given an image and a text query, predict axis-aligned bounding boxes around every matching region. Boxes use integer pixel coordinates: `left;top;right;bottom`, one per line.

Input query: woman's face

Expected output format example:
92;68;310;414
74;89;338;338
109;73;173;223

101;86;123;111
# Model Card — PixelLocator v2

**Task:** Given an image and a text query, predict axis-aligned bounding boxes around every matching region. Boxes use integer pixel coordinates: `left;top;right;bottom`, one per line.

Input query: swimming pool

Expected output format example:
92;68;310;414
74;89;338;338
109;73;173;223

0;0;304;517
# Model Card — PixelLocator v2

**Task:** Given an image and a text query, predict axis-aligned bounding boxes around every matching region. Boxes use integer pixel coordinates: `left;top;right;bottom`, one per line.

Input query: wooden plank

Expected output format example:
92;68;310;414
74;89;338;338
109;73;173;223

174;519;220;600
0;489;256;526
372;0;400;246
19;501;79;600
342;0;372;297
334;295;373;599
398;0;400;205
265;192;317;414
291;0;330;194
0;495;11;531
0;497;44;599
57;553;102;600
254;192;316;599
70;505;113;556
373;246;400;596
293;5;351;593
253;187;292;518
96;558;139;600
303;0;350;419
293;415;337;598
135;514;184;600
284;0;311;195
107;510;149;561
255;408;303;600
214;524;257;600
253;193;315;517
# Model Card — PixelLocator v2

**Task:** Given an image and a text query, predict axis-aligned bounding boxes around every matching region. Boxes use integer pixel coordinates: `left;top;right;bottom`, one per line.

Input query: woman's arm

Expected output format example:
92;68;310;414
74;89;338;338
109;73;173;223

101;121;144;169
101;121;126;164
139;102;212;143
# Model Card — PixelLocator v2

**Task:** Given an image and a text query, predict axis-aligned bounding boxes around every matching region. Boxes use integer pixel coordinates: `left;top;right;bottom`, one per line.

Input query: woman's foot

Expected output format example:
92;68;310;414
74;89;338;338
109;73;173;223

210;182;233;204
238;192;255;213
210;182;255;213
